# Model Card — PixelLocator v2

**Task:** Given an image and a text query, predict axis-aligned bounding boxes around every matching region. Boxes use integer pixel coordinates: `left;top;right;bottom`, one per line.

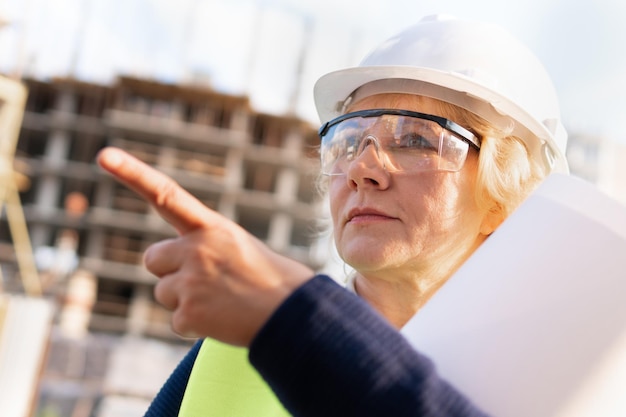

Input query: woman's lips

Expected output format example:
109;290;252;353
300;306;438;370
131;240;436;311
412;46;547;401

346;208;396;224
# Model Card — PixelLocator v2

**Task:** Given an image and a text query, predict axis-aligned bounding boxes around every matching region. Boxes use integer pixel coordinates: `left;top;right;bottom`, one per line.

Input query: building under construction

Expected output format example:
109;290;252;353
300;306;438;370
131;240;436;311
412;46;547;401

0;74;326;416
5;73;625;417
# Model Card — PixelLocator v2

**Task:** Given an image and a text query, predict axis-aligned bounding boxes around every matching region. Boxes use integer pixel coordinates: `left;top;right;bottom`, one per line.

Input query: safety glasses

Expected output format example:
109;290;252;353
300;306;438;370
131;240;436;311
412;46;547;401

318;109;481;176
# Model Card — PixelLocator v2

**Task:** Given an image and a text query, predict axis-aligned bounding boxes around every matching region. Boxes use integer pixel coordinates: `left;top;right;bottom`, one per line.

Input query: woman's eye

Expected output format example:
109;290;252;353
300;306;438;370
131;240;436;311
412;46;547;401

397;134;437;151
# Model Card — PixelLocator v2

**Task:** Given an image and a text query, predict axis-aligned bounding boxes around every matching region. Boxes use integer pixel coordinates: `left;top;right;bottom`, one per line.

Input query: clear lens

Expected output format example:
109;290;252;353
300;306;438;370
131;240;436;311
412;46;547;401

320;110;478;176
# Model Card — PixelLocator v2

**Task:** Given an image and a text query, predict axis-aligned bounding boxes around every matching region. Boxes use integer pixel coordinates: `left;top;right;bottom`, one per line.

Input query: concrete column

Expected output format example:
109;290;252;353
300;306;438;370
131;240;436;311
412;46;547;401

229;108;250;139
223;148;244;190
39;129;72;199
58;269;97;339
93;178;114;208
169;100;184;121
56;89;77;113
126;284;152;336
269;164;299;252
157;145;177;170
283;128;303;158
31;129;72;247
33;87;76;226
274;167;298;205
85;229;105;260
85;175;114;260
217;193;237;222
221;107;249;222
267;212;292;252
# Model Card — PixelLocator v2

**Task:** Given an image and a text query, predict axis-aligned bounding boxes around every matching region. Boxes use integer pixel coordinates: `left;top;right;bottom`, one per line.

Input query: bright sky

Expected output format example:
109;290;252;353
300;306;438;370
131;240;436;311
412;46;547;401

1;0;626;144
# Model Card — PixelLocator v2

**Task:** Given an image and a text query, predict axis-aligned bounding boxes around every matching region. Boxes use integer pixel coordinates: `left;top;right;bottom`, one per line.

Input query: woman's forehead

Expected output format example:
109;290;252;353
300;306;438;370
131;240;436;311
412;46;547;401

347;93;438;113
356;114;440;135
347;93;479;136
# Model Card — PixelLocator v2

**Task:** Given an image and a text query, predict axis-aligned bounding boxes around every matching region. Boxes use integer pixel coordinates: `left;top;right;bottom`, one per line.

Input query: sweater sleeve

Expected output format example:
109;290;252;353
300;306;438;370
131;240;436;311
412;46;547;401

143;339;203;417
249;275;490;417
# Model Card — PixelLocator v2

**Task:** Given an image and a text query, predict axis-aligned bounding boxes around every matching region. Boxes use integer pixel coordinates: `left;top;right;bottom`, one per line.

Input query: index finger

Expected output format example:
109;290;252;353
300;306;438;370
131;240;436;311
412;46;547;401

97;146;220;234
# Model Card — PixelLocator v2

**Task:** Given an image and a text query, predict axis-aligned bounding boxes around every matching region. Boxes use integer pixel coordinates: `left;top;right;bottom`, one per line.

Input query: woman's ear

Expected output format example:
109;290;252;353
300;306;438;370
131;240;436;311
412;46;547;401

480;203;506;236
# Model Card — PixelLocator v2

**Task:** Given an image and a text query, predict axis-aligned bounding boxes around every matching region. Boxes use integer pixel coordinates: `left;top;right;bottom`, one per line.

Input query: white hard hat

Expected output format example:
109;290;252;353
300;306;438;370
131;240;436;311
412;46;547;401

314;14;569;174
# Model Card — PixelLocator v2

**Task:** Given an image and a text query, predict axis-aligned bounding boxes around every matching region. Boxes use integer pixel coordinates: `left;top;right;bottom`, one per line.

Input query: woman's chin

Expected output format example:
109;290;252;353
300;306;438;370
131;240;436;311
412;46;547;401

339;247;396;271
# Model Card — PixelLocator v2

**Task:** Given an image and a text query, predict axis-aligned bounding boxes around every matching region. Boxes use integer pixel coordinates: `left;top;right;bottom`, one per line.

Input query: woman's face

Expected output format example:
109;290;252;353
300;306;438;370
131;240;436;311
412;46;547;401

329;94;494;281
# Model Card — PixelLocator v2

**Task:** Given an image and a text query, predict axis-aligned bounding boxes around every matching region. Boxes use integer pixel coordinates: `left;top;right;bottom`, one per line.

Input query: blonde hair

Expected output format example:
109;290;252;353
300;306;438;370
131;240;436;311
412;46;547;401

431;100;546;219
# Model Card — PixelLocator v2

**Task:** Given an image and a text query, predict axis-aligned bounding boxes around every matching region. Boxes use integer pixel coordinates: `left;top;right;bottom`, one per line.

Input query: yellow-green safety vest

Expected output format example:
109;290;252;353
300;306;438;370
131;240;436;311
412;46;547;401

178;338;291;416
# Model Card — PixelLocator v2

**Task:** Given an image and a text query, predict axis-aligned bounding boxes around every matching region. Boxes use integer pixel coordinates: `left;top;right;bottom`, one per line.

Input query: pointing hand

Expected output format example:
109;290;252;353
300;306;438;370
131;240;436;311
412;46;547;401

97;147;313;346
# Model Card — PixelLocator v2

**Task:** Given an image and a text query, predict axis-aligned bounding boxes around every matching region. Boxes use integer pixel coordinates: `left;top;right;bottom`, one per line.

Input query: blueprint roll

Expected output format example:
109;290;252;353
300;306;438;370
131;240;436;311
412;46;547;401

402;173;626;417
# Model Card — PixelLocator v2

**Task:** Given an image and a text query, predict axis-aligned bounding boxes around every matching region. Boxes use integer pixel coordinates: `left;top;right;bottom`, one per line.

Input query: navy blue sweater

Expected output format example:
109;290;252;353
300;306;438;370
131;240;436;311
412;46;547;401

144;275;489;417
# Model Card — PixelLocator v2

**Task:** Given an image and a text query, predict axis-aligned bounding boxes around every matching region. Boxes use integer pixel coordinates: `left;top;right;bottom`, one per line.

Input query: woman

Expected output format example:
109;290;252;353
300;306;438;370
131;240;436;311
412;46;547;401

98;15;567;417
325;93;520;328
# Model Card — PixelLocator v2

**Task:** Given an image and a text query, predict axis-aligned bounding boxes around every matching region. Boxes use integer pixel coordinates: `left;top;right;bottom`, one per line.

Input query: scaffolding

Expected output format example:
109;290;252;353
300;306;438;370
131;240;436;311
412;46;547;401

0;74;53;417
0;75;41;296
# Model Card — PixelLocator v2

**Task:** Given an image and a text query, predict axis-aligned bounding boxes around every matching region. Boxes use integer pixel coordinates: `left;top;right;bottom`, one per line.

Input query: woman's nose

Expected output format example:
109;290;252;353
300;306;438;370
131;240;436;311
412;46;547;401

355;135;381;158
346;135;391;189
352;135;387;167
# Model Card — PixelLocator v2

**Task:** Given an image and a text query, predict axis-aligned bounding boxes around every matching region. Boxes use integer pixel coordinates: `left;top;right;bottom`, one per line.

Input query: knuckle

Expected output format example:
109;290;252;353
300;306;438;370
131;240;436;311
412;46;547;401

153;283;166;305
186;243;220;276
171;310;188;334
171;304;199;339
153;280;175;309
155;178;180;210
143;244;159;271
